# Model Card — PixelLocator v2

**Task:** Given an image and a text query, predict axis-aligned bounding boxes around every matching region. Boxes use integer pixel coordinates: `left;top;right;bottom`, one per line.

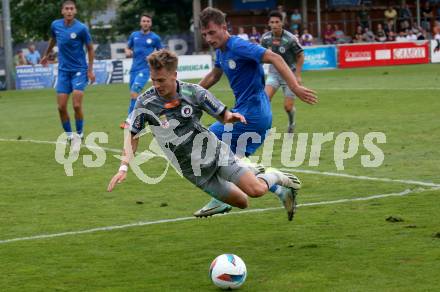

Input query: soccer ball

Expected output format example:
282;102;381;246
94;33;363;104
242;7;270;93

209;254;247;290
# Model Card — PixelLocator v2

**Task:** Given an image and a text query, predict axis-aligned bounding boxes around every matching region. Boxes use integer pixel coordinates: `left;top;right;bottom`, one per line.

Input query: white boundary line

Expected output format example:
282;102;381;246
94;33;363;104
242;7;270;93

209;87;440;91
1;138;439;188
1;187;438;245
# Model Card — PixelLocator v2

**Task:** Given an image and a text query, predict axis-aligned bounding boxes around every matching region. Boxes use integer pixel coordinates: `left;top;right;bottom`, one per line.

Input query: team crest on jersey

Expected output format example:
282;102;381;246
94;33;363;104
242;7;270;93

279;46;286;53
146;38;152;44
70;33;77;39
181;105;193;118
228;59;236;69
159;115;170;128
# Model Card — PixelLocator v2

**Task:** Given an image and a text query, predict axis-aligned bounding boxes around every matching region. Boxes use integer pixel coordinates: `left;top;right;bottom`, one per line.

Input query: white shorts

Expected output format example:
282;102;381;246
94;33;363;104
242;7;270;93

266;71;296;99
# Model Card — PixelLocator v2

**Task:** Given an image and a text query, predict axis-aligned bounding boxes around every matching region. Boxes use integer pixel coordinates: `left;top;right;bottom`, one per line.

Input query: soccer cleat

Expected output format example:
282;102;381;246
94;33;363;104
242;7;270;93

120;121;129;129
287;124;295;134
193;198;232;218
280;187;298;221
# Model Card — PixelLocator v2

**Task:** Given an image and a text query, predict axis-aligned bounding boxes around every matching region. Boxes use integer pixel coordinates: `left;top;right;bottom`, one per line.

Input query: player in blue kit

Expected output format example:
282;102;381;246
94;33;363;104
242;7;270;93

120;13;162;129
193;7;317;218
41;0;95;140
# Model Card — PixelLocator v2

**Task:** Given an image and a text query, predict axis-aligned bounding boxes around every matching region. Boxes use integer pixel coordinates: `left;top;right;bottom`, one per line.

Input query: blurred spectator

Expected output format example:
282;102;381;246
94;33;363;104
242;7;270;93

384;6;398;31
300;29;313;46
434;22;440;40
362;27;375;42
290;8;302;32
323;24;336;44
237;26;249;41
421;1;433;32
14;49;27;66
375;23;387;42
357;4;370;29
395;30;407;42
292;29;300;39
406;29;417;41
25;44;41;65
412;25;426;40
399;2;413;31
249;26;261;44
387;30;397;42
353;25;364;43
334;24;346;44
277;5;287;26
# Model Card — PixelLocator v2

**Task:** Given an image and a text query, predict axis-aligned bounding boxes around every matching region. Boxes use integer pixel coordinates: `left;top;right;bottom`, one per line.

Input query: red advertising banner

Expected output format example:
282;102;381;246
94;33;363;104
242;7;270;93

339;41;429;68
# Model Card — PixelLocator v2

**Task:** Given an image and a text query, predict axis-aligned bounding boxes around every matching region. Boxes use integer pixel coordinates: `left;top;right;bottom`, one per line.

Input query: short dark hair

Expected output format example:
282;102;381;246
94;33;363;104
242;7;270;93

148;49;178;72
62;0;76;8
200;7;226;28
141;13;152;20
268;10;283;21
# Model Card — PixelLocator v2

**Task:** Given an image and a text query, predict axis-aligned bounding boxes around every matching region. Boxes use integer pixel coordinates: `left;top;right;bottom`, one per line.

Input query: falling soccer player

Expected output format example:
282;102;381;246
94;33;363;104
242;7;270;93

107;49;300;221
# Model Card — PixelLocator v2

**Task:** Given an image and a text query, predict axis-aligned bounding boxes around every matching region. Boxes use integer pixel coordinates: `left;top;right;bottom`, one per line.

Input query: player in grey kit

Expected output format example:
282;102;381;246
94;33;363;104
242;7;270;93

261;10;305;133
107;49;300;220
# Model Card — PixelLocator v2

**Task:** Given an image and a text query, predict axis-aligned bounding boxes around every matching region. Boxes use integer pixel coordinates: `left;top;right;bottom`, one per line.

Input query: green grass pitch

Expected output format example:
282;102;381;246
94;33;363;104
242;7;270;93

0;64;439;291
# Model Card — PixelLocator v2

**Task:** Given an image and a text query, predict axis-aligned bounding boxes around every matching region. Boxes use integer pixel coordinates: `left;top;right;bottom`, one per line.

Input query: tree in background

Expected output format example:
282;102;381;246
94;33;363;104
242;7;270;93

114;0;193;37
7;0;111;43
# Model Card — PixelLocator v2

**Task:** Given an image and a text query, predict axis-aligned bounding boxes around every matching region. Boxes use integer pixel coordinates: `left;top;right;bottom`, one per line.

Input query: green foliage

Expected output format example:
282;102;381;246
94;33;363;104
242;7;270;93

114;0;193;36
7;0;111;43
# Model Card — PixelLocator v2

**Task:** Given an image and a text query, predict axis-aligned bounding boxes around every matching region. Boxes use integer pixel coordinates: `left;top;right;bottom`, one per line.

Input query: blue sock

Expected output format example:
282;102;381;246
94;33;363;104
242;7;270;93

128;99;137;116
270;184;284;199
62;120;72;134
75;119;84;135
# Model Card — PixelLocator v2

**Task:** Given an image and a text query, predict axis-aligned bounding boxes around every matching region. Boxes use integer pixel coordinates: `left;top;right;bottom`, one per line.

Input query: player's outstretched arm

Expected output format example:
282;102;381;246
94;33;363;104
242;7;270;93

295;52;305;85
107;133;139;192
41;38;56;66
199;67;223;89
262;50;317;105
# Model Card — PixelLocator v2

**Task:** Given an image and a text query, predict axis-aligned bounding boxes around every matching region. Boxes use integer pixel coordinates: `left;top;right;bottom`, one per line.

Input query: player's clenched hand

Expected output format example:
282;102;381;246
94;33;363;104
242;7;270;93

107;171;127;192
293;85;318;105
88;70;96;84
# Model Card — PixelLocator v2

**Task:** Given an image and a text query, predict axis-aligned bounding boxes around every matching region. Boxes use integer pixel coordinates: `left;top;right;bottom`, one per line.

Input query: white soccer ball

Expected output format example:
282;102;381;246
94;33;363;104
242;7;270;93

209;254;247;290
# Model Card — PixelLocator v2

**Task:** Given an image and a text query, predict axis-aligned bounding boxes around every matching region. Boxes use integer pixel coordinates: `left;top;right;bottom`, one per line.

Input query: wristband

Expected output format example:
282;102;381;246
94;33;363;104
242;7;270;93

119;164;128;172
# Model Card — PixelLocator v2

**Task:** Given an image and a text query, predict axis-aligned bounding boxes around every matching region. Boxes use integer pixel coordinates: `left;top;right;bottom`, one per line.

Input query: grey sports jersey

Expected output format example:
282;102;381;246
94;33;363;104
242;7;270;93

129;81;234;186
261;30;303;74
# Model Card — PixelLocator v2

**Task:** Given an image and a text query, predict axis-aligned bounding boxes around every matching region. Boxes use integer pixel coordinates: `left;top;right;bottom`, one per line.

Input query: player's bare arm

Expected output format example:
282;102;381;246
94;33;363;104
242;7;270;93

220;110;247;125
262;50;317;105
107;132;140;192
295;52;305;85
86;43;96;83
199;67;223;89
41;38;56;66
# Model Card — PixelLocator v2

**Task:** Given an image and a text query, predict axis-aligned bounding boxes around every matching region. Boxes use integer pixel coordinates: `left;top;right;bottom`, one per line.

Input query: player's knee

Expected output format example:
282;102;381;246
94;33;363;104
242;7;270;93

235;196;248;209
73;103;82;112
244;184;266;197
58;104;68;114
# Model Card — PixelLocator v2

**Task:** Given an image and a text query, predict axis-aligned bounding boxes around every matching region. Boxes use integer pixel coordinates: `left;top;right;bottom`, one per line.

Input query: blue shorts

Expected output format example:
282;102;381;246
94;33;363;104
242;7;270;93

130;69;150;94
56;70;88;94
209;113;272;157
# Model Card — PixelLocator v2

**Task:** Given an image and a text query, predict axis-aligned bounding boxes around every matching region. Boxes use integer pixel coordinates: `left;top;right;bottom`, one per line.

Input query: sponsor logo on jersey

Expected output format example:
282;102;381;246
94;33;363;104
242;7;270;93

228;59;236;69
181;105;193;118
70;33;77;39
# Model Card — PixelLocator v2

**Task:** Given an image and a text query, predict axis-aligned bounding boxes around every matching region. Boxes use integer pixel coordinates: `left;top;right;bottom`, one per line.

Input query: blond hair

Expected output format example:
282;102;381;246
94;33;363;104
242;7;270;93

147;49;178;72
